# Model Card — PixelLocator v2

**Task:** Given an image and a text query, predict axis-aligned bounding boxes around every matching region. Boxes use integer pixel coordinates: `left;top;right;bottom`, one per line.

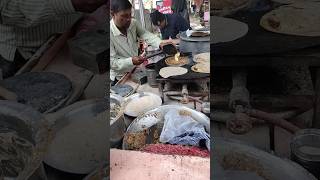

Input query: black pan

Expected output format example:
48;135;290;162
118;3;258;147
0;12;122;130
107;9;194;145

212;10;320;56
154;53;209;80
145;44;177;59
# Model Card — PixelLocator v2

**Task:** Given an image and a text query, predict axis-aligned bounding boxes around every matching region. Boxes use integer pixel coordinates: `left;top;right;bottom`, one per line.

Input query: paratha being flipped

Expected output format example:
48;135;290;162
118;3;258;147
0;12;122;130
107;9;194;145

165;56;189;66
260;3;320;36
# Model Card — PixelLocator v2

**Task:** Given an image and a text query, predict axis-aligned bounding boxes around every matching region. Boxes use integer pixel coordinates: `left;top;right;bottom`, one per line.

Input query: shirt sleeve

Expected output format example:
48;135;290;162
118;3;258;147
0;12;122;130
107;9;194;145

110;39;134;72
135;19;161;48
0;0;77;27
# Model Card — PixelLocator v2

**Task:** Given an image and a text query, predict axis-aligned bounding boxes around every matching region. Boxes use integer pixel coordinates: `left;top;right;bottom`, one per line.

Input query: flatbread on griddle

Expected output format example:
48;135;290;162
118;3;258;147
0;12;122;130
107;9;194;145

165;56;189;66
191;63;210;74
212;16;249;44
270;0;320;5
260;3;320;36
159;67;188;78
212;0;251;16
194;53;210;63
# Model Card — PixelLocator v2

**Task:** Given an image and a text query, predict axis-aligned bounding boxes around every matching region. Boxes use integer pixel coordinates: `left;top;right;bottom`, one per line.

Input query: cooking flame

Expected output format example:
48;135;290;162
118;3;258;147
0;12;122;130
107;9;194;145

174;52;180;62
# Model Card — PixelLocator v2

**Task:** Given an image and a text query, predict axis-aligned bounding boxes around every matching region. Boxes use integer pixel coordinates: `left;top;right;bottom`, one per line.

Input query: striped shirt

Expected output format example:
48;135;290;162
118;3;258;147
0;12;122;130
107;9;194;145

110;18;161;81
0;0;82;62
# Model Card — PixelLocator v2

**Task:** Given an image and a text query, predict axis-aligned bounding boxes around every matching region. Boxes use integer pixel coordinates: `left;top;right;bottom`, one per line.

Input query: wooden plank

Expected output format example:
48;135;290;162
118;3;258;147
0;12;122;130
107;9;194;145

82;74;107;99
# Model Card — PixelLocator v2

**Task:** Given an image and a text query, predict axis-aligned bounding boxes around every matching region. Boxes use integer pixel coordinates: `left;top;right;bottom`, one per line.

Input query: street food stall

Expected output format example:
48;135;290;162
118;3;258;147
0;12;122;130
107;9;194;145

109;0;211;179
212;0;320;179
0;7;108;180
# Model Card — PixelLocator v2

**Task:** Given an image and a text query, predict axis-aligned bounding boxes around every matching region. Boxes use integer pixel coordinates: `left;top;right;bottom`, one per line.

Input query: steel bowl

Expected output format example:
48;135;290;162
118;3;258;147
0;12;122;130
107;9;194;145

110;94;126;148
215;138;317;180
44;99;108;174
0;100;49;179
122;105;210;150
123;92;162;117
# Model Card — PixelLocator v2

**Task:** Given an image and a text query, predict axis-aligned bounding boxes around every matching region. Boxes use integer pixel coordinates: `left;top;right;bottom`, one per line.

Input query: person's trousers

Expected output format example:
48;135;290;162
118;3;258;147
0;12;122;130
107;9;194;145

0;51;27;79
111;78;119;86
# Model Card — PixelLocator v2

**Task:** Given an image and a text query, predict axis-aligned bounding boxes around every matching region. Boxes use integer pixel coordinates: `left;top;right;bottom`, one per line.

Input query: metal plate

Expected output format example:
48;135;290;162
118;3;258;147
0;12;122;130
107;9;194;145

44;99;108;174
215;138;317;180
155;54;210;80
1;72;72;113
212;11;320;55
110;84;134;97
124;92;162;117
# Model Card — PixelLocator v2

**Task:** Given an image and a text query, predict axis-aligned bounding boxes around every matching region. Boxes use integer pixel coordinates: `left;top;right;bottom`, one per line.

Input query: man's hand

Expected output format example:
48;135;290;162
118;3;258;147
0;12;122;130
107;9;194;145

72;0;106;13
132;56;147;65
159;38;180;49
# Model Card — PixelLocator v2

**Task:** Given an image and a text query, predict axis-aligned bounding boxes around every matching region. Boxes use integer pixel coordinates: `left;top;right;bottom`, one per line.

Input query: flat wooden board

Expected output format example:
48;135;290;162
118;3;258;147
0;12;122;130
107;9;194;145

110;149;210;180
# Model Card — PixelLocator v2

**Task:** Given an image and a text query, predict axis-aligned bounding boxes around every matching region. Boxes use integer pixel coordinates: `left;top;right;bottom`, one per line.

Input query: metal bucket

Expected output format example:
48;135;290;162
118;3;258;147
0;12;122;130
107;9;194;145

0;100;49;179
44;99;107;174
145;64;158;87
110;94;126;148
214;138;317;180
291;129;320;179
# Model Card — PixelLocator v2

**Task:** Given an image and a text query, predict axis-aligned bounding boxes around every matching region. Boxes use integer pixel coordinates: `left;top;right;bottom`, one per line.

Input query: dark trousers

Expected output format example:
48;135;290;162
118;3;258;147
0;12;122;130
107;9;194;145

111;78;119;86
0;51;27;79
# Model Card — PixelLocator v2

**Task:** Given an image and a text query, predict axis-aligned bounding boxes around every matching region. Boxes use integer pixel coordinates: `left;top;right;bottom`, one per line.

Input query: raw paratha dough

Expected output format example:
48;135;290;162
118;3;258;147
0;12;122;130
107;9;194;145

125;95;161;117
159;67;188;78
191;63;210;73
211;0;251;16
194;53;210;63
212;16;249;44
260;3;320;36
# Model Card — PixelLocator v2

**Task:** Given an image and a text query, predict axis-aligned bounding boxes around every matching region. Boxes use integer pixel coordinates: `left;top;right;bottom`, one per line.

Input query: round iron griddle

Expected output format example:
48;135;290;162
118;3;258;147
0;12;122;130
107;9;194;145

212;10;320;56
155;54;210;80
1;72;72;113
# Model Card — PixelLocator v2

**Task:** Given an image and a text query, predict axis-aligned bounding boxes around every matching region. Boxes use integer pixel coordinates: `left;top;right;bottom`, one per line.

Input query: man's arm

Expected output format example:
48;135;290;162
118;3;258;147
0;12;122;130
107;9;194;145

135;19;161;48
0;0;105;27
110;40;134;73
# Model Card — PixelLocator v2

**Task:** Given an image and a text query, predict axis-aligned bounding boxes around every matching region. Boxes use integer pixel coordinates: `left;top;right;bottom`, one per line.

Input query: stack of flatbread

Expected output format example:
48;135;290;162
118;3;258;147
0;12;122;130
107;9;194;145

191;53;210;74
260;2;320;36
124;94;162;117
212;0;251;16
